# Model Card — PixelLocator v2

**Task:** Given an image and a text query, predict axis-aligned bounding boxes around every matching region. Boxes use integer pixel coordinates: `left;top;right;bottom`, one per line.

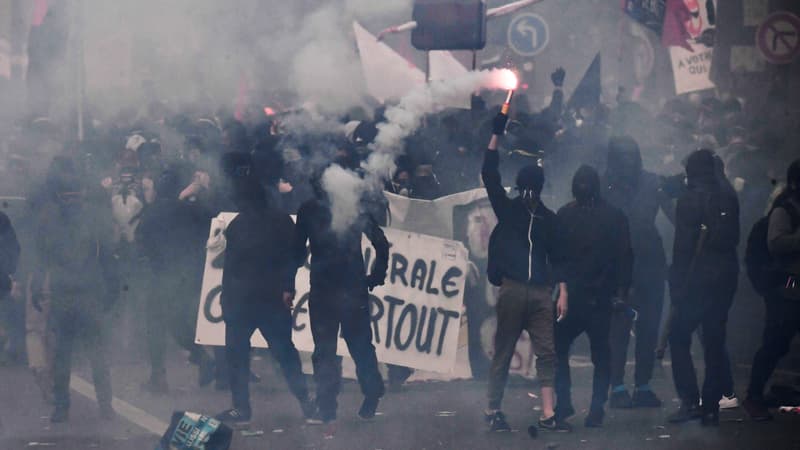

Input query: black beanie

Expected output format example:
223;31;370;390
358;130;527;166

685;149;716;180
572;165;601;204
516;164;545;196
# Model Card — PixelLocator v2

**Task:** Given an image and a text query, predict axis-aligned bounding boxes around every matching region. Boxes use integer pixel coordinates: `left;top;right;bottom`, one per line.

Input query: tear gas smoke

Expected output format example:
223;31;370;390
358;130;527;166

322;68;518;234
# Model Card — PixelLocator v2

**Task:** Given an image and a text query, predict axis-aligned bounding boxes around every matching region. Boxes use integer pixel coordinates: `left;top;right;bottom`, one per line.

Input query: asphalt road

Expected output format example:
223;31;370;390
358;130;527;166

2;345;800;450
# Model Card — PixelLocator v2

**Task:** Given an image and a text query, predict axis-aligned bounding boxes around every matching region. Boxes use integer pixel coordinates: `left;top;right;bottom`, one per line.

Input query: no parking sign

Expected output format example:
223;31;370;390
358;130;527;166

507;13;549;57
756;12;800;65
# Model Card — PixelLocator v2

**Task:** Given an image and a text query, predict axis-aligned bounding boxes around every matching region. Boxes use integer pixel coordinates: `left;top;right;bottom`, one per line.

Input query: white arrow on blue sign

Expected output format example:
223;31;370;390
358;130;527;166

507;12;549;57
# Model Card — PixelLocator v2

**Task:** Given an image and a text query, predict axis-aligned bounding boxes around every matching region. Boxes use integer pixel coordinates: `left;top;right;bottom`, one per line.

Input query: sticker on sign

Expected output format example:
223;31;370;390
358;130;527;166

756;11;800;65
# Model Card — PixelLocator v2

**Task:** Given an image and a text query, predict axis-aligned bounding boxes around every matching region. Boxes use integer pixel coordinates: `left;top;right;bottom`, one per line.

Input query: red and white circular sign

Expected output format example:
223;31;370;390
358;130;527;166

757;12;800;65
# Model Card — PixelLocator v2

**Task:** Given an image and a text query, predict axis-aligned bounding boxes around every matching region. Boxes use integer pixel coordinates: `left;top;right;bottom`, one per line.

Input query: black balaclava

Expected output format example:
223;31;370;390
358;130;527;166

788;159;800;200
606;135;642;187
156;167;182;201
572;165;601;205
685;149;717;189
516;164;545;203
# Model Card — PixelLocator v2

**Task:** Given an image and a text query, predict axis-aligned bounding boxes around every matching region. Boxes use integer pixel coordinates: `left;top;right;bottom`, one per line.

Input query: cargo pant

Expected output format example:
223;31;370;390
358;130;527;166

487;278;555;410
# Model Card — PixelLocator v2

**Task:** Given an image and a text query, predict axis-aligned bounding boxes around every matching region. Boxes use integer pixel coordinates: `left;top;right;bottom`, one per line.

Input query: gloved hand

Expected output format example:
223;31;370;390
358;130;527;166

492;112;509;136
551;67;566;87
366;272;386;291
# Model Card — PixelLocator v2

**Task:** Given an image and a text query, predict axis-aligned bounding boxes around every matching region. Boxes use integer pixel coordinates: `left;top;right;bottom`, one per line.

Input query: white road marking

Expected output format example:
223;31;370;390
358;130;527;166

70;375;168;435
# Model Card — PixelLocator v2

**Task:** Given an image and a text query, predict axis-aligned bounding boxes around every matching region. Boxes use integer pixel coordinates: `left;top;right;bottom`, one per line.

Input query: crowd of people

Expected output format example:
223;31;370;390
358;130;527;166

0;65;797;437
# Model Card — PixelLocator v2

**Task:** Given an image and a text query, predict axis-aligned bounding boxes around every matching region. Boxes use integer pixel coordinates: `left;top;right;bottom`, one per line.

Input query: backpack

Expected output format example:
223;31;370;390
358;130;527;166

745;201;799;296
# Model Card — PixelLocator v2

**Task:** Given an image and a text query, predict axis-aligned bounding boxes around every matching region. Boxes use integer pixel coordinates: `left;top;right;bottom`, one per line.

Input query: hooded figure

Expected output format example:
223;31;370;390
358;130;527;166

215;172;315;426
604;136;675;409
554;164;633;429
137;165;216;394
481;112;568;432
745;158;800;421
667;148;740;427
291;162;389;424
36;171;119;423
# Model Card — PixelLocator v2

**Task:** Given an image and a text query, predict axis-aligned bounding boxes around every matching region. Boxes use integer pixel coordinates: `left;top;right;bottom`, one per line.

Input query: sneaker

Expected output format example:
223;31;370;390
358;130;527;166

609;389;633;409
584;409;604;428
667;403;702;423
719;393;739;410
305;409;334;426
700;411;719;427
358;396;380;420
215;408;251;427
743;398;773;422
632;389;663;408
50;406;69;423
486;411;511;432
538;415;572;433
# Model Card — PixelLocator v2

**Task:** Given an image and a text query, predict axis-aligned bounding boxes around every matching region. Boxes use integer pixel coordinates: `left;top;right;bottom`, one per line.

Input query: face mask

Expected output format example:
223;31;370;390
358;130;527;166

573;184;596;204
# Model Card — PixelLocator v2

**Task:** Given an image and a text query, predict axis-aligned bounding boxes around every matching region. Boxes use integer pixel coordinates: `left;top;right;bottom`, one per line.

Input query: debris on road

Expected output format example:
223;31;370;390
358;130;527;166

241;430;265;437
435;411;456;417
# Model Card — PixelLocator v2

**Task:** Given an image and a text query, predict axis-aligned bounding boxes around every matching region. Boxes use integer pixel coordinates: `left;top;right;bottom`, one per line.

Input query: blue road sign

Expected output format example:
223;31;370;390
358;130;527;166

507;13;549;57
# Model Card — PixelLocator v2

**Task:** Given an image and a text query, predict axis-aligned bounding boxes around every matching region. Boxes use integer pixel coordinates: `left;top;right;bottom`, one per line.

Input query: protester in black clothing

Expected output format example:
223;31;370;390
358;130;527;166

293;167;389;424
482;112;568;433
216;176;314;427
744;159;800;421
554;165;633;429
137;166;216;393
0;211;20;300
667;149;740;427
36;172;120;423
604;136;673;409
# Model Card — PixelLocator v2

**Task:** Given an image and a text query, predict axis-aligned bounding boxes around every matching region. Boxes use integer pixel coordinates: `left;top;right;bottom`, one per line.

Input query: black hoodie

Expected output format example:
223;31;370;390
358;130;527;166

557;166;633;302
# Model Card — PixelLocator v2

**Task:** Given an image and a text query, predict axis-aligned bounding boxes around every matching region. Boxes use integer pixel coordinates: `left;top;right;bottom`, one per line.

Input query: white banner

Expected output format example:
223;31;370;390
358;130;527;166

386;190;538;380
195;213;468;374
669;0;717;95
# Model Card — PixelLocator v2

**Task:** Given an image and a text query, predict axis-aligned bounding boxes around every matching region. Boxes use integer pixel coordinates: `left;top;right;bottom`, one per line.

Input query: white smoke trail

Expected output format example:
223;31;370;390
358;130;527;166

323;68;517;233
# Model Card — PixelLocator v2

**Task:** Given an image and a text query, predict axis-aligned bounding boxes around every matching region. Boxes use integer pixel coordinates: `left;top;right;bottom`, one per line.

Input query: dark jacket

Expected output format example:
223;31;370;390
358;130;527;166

557;198;633;302
604;170;671;273
670;178;740;303
482;150;565;286
768;195;800;275
137;197;211;277
0;211;20;294
35;201;119;304
293;196;389;291
221;203;297;312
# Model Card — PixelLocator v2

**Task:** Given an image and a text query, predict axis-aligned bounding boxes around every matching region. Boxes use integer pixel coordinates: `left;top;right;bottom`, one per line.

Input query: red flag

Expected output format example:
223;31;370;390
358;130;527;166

662;0;693;52
31;0;48;27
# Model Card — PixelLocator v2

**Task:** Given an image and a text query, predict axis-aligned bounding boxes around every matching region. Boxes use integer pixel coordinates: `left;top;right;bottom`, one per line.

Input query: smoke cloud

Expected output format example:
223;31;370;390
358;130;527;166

323;69;517;233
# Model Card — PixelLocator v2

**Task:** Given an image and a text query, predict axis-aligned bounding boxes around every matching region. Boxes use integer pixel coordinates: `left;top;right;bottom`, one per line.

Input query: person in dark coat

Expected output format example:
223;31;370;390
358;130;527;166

554;165;633;429
744;159;800;421
137;166;216;393
292;165;389;425
667;149;740;427
36;172;120;423
0;211;20;300
604;136;674;409
215;177;314;427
